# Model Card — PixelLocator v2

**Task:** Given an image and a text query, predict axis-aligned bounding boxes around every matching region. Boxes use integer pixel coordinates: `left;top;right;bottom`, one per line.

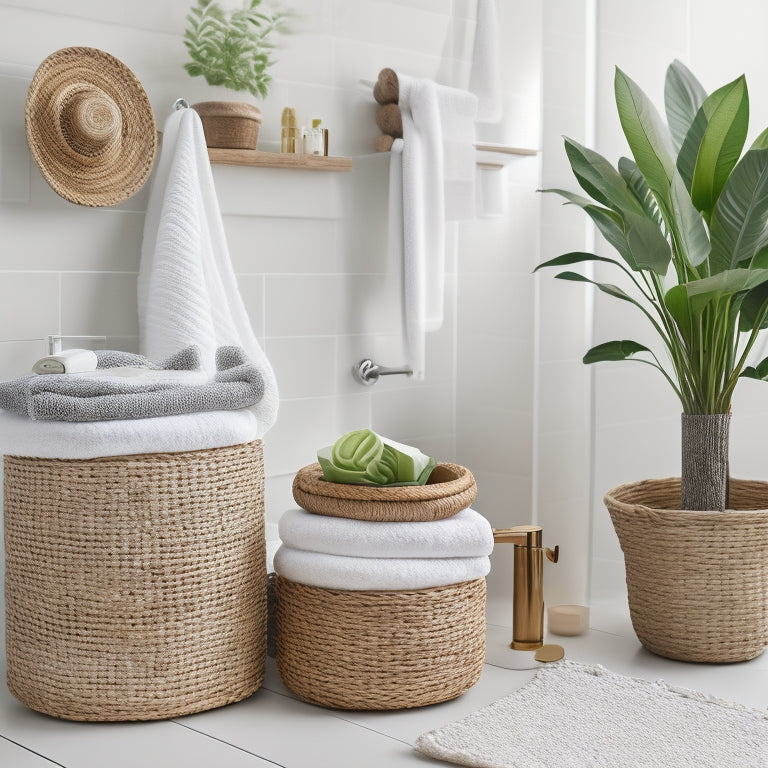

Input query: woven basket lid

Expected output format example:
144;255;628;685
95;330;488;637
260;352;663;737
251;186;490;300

25;47;158;207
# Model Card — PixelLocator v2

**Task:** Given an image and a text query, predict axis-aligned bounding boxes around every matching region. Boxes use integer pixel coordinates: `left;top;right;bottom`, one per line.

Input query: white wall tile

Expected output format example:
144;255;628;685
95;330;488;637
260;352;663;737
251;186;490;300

0;272;59;342
226;217;339;275
0;338;47;379
266;335;337;399
60;273;139;338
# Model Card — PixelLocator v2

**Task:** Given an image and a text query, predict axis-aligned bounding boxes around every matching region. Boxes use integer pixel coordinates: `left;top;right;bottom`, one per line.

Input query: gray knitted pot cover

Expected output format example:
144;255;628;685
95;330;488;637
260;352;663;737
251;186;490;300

681;413;731;511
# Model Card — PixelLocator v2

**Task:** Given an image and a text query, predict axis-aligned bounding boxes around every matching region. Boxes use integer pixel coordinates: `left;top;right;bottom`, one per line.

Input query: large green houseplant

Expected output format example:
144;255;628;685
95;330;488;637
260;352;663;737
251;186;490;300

538;61;768;663
537;60;768;513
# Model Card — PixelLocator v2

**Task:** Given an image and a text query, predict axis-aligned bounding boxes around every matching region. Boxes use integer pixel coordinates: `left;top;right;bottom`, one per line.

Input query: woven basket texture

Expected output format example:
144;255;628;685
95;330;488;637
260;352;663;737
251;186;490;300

292;462;477;522
4;441;266;721
604;477;768;663
192;102;262;149
274;576;486;710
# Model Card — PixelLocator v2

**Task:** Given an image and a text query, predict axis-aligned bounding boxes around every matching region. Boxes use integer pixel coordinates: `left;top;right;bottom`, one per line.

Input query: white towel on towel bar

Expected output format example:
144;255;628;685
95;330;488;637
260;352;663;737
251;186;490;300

470;0;503;123
138;106;278;436
394;77;477;379
274;545;490;591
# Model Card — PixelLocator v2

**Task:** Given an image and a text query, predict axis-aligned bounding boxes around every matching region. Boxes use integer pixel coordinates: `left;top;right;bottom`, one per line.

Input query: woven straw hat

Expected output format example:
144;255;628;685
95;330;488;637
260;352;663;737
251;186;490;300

25;47;157;207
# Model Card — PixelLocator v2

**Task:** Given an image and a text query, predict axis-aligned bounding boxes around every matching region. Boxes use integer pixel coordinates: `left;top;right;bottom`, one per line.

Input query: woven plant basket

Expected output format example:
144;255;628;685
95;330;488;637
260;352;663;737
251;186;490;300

4;441;266;721
604;477;768;663
274;576;486;710
192;101;262;149
292;462;477;522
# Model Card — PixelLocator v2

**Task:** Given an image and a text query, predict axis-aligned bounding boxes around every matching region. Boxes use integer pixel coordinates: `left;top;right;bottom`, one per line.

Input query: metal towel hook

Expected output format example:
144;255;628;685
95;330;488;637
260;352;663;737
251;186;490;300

174;98;190;111
352;359;413;386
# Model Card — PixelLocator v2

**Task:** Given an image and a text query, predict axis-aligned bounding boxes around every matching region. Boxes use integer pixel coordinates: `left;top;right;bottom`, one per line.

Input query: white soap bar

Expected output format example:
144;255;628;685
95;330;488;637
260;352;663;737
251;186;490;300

547;604;589;636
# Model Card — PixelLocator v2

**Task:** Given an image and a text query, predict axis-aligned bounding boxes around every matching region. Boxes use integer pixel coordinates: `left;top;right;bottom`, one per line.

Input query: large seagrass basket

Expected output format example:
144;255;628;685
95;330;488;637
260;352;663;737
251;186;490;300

274;575;486;710
604;477;768;663
4;440;266;720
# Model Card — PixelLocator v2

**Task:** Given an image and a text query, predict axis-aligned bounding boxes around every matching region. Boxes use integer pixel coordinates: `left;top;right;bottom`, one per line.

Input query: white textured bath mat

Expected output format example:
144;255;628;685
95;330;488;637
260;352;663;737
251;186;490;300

415;660;768;768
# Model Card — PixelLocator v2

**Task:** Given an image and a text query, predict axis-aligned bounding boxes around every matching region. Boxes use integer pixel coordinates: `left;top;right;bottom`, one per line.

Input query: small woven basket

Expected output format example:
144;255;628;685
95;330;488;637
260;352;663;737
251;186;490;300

4;441;266;721
604;477;768;663
292;462;477;522
192;101;262;149
274;576;486;710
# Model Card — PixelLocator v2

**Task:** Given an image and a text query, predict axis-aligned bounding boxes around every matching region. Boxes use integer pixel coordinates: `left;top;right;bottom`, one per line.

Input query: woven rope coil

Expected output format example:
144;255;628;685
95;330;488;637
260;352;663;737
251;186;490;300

292;462;477;522
4;441;266;721
604;477;768;663
274;576;486;710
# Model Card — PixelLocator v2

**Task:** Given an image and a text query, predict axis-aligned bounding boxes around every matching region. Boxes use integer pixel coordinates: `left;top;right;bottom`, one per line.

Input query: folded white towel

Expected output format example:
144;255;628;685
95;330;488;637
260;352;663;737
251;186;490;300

274;545;490;591
278;507;493;559
470;0;503;123
139;106;278;437
32;349;98;375
0;408;259;460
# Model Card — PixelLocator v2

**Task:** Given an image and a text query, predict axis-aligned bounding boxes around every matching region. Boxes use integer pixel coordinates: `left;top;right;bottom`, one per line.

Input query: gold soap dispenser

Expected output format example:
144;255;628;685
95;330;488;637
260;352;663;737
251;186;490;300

492;525;559;651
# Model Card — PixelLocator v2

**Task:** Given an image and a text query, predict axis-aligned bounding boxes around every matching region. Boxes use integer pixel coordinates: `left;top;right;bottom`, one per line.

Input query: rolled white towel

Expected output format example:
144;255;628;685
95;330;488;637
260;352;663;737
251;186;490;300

32;349;98;375
278;507;493;559
274;545;490;591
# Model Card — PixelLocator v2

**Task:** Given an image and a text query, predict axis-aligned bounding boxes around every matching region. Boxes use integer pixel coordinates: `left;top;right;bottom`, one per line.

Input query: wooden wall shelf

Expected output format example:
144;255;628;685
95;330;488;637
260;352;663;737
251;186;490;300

208;148;353;172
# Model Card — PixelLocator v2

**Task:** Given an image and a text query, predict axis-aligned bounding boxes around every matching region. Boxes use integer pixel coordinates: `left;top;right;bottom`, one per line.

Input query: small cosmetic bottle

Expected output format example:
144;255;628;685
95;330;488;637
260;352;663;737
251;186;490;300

281;107;297;152
309;118;329;156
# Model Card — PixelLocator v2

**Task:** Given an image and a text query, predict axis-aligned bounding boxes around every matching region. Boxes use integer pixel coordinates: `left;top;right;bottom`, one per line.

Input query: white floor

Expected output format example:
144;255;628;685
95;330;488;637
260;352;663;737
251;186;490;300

1;599;766;767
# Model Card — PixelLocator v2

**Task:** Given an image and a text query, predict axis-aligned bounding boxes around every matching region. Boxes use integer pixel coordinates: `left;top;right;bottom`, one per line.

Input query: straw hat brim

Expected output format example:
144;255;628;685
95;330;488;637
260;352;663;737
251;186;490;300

25;47;158;208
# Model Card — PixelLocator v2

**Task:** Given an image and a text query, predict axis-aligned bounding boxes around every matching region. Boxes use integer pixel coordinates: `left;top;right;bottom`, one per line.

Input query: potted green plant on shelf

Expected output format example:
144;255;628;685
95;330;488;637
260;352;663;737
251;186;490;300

536;60;768;663
183;0;288;149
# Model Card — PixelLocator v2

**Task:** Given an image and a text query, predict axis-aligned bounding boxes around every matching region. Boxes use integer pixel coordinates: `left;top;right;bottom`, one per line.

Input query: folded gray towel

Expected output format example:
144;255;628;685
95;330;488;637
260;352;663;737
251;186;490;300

0;345;264;422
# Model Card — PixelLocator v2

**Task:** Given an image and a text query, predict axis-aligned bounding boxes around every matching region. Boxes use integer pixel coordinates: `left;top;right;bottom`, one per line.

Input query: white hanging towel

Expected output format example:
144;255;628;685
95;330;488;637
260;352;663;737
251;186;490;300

395;77;477;380
138;106;278;436
470;0;503;123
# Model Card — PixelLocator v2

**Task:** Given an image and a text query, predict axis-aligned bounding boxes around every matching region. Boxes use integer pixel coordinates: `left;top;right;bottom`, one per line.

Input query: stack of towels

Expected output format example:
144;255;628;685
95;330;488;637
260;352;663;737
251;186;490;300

274;505;494;592
0;345;264;460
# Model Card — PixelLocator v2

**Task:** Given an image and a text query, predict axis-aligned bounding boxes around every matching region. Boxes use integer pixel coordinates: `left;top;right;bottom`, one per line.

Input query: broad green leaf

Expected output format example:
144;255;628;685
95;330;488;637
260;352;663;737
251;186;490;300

533;251;626;273
738;278;768;331
690;75;749;219
614;67;677;210
563;137;643;213
751;126;768;150
709;148;768;274
677;107;709;192
740;356;768;380
665;284;692;343
665;59;707;154
622;208;672;274
618;156;664;227
681;267;768;315
555;271;637;304
670;168;710;267
541;188;669;274
542;188;637;268
583;340;652;364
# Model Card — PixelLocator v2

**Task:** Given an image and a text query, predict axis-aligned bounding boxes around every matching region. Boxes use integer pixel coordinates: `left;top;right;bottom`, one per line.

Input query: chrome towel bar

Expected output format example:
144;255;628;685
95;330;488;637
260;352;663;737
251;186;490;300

352;358;413;386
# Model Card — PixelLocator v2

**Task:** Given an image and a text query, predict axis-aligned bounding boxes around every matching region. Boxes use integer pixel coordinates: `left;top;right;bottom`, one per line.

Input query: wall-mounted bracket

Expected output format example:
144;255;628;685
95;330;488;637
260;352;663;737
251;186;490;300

352;358;413;386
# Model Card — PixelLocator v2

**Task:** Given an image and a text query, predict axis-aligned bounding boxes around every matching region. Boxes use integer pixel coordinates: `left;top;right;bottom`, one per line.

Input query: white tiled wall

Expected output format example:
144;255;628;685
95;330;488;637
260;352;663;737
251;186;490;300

0;0;543;623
